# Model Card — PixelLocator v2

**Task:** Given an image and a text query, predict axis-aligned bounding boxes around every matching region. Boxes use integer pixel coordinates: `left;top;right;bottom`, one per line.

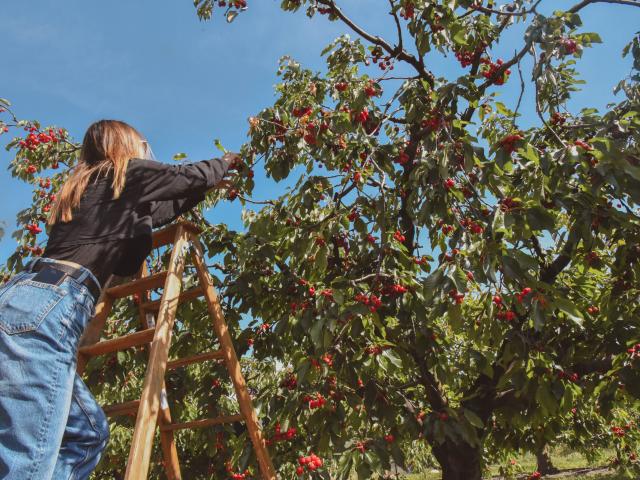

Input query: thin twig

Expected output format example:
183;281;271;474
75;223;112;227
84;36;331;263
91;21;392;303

388;0;403;52
469;1;542;17
512;52;526;126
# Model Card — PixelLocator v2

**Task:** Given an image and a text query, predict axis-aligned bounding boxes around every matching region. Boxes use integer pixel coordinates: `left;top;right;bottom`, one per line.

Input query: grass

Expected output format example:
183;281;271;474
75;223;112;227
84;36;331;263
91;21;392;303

402;447;624;479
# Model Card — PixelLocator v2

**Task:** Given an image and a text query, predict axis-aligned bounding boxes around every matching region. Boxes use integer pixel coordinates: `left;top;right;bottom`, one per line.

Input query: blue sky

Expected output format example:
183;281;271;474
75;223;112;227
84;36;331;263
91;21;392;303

1;0;639;266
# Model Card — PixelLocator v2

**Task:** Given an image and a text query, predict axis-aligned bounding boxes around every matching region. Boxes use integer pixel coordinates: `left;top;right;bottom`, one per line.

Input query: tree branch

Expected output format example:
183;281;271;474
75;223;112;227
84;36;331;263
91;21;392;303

539;224;581;284
318;0;435;87
568;0;640;13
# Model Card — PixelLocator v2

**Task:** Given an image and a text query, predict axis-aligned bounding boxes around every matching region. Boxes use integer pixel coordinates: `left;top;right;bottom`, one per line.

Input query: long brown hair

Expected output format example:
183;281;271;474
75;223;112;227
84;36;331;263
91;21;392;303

48;120;147;225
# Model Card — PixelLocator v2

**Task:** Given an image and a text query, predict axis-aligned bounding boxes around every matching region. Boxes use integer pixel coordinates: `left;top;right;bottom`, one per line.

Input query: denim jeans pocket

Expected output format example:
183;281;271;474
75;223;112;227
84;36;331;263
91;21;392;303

0;279;66;335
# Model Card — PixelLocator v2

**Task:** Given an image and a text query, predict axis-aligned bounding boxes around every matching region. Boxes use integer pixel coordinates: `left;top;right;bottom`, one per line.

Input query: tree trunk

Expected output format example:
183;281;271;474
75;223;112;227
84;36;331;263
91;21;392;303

536;444;560;475
432;440;483;480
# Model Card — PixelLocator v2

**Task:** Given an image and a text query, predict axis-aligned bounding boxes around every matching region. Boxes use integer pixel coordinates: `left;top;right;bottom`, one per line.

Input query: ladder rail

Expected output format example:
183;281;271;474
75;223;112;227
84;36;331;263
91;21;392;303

136;261;182;480
190;233;277;480
124;225;190;479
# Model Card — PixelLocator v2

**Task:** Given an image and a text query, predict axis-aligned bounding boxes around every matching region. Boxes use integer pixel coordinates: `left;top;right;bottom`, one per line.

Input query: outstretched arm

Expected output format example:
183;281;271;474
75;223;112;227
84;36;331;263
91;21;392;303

138;152;241;227
136;152;240;203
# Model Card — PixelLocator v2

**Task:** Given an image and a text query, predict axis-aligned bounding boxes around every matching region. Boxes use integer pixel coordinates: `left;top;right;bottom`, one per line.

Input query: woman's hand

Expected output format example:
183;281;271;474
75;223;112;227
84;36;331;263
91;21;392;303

222;152;242;171
205;153;242;193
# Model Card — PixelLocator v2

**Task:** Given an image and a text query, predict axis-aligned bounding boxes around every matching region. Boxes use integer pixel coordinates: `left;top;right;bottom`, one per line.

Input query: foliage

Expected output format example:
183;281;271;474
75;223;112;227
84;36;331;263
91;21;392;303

3;1;640;479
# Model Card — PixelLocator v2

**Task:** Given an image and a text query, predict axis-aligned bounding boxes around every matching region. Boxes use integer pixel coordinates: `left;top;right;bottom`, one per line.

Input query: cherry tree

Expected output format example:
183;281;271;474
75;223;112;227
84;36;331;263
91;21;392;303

2;0;640;478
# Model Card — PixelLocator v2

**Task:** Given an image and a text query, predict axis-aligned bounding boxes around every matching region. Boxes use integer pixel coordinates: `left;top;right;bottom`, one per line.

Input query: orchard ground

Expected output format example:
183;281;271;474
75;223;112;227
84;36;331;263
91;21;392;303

403;446;621;479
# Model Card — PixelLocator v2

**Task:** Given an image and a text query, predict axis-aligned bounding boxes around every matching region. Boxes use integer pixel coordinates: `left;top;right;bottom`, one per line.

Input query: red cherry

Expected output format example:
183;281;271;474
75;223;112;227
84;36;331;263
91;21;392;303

355;109;369;124
562;38;578;54
575;139;593;151
395;151;410;165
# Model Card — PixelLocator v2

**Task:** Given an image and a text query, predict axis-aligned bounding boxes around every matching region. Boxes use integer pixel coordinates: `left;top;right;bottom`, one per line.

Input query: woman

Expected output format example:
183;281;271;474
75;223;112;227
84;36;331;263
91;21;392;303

0;120;238;479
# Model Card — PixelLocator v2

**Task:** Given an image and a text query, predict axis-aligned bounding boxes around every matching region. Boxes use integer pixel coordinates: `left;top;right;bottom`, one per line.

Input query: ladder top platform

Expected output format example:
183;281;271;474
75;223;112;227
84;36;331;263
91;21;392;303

151;220;202;249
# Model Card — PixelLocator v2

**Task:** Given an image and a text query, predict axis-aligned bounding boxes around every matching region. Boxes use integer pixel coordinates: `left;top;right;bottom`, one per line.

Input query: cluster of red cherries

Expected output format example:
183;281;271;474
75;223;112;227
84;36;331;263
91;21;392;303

265;422;297;446
354;292;383;312
18;126;64;151
480;58;511;85
365;344;392;355
302;392;327;409
296;453;323;476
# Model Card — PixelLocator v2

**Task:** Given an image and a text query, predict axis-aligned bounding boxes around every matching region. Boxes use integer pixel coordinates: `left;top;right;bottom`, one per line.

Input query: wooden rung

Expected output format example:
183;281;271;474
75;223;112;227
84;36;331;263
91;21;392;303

167;350;224;371
152;221;202;249
79;328;156;357
140;285;204;312
104;400;140;417
159;414;243;432
106;271;168;299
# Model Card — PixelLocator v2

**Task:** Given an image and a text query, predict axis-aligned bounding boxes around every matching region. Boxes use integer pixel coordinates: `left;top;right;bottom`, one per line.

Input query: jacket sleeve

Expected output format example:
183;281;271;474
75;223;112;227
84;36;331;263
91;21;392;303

150;193;206;228
134;157;231;203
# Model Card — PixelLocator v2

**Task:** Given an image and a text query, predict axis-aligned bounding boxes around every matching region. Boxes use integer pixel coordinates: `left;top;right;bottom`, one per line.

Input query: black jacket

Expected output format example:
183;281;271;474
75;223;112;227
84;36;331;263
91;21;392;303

43;157;230;285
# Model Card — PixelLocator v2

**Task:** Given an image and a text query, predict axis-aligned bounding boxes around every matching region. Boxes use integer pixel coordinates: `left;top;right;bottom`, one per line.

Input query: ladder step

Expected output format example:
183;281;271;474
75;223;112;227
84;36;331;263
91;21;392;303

160;414;243;432
106;271;168;299
103;400;140;417
167;350;224;371
79;327;156;357
140;285;204;312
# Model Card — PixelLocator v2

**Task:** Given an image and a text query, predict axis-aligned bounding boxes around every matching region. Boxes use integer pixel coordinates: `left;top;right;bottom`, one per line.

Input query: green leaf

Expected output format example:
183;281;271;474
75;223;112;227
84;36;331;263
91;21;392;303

382;349;402;369
533;301;546;331
451;266;468;293
447;304;463;331
214;139;227;153
310;318;325;347
316;246;328;273
553;297;584;326
423;269;444;303
297;358;310;384
526;206;556;231
356;459;372;480
463;409;484;428
482;254;497;283
492;209;506;234
117;351;126;364
519;144;540;164
452;27;467;46
536;382;558;414
502;256;525;281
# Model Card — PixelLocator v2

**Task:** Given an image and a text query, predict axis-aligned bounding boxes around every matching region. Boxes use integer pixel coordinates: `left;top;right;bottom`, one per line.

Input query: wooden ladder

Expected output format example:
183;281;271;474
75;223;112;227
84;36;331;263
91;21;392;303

76;220;276;480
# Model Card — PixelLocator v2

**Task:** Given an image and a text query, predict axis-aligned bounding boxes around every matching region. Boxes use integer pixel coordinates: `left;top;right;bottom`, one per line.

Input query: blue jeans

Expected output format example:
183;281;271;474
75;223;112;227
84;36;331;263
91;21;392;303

0;258;109;479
